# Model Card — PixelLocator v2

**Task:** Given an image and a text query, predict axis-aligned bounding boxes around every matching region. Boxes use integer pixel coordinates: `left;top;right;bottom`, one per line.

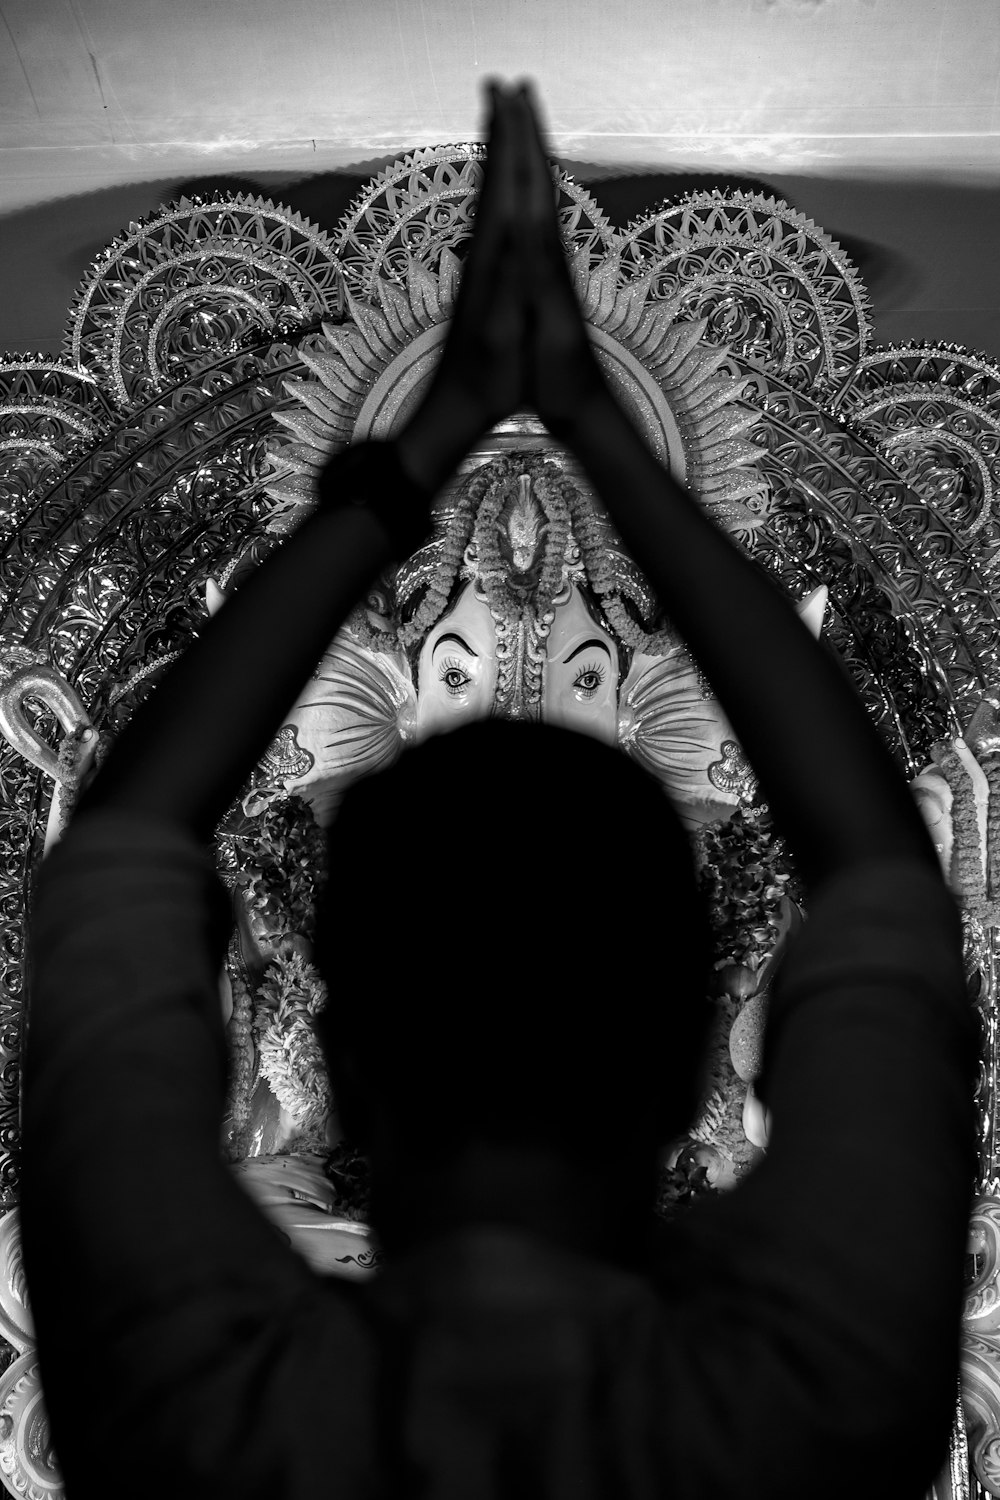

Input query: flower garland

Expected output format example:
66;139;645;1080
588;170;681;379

985;750;1000;912
689;1089;727;1148
396;487;480;651
254;949;333;1153
382;452;681;659
345;579;403;657
529;471;573;607
215;793;331;1162
918;732;1000;927
646;807;806;1217
468;459;571;619
225;940;256;1164
218;793;328;944
654;1153;719;1219
930;741;986;910
562;479;679;656
694;807;804;974
214;795;805;1210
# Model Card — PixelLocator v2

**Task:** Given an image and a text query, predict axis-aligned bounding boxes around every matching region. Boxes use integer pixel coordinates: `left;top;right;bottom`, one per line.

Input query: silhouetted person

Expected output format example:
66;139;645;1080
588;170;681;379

23;80;975;1498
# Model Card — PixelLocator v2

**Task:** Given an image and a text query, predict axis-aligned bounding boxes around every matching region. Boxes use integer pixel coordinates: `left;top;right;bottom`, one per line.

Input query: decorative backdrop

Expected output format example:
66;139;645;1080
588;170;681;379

0;143;998;1498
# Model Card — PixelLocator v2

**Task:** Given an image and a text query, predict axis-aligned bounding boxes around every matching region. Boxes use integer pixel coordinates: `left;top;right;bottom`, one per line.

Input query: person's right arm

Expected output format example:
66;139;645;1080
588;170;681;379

552;231;975;1500
514;75;933;891
560;273;975;1500
507;77;977;1493
564;391;937;891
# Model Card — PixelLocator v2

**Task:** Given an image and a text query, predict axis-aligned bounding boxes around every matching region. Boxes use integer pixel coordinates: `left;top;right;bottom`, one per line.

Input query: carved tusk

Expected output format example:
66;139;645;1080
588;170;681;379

205;577;228;617
796;584;828;641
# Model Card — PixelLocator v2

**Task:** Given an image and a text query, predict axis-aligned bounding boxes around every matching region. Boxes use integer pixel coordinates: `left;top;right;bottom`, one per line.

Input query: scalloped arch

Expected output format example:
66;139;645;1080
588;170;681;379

65;194;345;411
616;189;873;397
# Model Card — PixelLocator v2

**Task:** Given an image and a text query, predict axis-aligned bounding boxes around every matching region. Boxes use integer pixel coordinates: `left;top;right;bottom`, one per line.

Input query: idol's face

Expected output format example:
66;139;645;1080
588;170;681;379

415;584;498;738
541;586;619;744
414;583;619;740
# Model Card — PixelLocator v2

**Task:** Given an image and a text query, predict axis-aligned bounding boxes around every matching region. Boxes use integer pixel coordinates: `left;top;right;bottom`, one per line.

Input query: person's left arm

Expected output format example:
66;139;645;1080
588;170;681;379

22;78;529;1492
68;414;450;842
70;83;527;844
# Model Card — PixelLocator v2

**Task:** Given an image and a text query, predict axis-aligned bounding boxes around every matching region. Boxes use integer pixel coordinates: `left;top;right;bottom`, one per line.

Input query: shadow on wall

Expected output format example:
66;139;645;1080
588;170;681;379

0;157;997;363
558;167;922;314
0;166;386;360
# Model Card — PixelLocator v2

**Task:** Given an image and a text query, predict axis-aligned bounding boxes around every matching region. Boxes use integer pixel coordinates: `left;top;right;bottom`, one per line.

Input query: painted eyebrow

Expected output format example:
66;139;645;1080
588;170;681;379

433;632;479;658
562;637;612;665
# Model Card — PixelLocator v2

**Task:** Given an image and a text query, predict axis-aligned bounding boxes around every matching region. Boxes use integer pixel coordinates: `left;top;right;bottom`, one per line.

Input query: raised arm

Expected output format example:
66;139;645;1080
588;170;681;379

512;82;935;894
21;82;543;1496
72;80;529;845
509;80;974;1495
565;400;938;890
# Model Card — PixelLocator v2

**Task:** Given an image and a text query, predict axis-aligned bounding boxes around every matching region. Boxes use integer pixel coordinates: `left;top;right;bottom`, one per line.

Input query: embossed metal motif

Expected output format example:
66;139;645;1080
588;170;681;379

0;156;999;1497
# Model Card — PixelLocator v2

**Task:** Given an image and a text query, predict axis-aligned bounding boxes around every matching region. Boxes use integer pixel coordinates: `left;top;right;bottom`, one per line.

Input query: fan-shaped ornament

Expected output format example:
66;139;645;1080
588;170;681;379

66;195;345;410
615;188;873;394
0;359;114;543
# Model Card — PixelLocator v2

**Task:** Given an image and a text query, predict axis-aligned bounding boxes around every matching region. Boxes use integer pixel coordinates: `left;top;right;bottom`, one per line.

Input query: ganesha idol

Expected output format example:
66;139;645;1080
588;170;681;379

249;436;831;834
2;417;991;1264
236;419;833;1170
1;260;994;1304
0;427;831;1292
237;407;1000;1209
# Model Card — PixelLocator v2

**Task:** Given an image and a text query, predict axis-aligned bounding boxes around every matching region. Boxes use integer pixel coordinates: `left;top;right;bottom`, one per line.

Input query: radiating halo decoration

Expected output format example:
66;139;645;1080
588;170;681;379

614;189;873;394
834;343;1000;568
267;154;769;535
66;196;345;411
0;360;114;544
0;142;999;1497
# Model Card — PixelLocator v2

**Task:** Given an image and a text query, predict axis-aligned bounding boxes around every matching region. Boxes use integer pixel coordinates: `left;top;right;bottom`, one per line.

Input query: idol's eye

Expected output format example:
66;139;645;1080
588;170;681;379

573;660;607;699
438;656;473;697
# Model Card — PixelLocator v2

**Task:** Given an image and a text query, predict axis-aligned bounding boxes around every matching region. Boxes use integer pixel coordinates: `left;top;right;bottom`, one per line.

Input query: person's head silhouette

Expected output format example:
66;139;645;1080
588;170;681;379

313;718;714;1264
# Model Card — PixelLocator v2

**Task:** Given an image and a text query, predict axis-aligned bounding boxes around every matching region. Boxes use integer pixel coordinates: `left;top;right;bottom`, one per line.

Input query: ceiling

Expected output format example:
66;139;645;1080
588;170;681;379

1;0;999;359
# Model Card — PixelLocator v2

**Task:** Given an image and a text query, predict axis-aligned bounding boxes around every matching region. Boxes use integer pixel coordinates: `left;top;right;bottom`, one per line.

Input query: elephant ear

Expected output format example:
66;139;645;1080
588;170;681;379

617;587;829;813
259;633;417;828
618;645;743;812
